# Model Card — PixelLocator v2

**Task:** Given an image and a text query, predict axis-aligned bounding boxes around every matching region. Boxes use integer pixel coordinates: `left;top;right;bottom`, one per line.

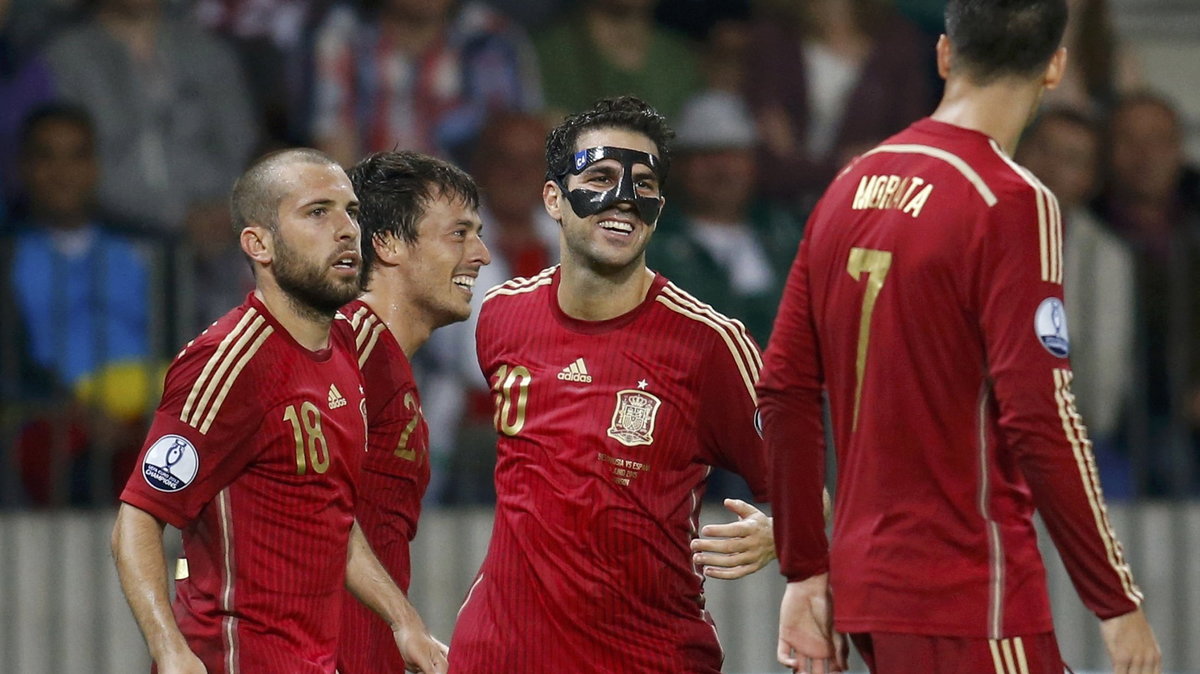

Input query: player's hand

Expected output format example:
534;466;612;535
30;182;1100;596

155;649;208;673
1099;607;1161;674
778;575;846;674
691;498;775;580
393;626;449;673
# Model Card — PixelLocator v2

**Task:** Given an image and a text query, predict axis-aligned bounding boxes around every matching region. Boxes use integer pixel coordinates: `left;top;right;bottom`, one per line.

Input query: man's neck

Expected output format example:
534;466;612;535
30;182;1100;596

254;285;333;353
931;76;1042;156
557;254;654;321
360;277;432;358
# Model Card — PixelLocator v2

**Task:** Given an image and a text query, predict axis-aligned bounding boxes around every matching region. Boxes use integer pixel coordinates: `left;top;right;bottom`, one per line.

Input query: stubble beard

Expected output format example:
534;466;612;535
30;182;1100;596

273;233;361;320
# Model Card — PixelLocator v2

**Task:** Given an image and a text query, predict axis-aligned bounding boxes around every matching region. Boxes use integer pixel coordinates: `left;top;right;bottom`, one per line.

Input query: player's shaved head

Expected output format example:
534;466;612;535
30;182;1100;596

231;148;340;233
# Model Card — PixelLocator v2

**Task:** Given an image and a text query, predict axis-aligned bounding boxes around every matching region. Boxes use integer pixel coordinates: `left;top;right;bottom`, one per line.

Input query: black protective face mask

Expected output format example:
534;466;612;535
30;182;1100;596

554;146;665;224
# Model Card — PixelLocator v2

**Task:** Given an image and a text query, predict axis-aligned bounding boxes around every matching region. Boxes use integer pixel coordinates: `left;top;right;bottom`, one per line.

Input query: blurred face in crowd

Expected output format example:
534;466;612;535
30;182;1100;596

384;0;455;21
676;147;758;220
264;162;363;316
474;115;548;224
21;118;99;227
1109;99;1183;204
1018;116;1099;211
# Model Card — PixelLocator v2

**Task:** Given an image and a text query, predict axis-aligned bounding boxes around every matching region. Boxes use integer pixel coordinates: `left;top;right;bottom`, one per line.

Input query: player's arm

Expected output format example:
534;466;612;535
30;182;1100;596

756;233;841;672
978;188;1159;672
111;503;206;674
691;498;775;580
345;521;447;673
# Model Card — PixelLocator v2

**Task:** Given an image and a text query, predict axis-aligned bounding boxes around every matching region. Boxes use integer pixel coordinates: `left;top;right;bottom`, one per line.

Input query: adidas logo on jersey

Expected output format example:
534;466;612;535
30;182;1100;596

557;358;593;383
328;384;347;409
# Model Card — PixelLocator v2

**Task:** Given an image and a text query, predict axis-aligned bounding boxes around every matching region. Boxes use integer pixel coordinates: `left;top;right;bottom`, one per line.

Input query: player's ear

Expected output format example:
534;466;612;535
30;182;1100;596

240;226;271;265
1043;46;1068;91
936;34;952;80
543;180;563;222
372;232;403;265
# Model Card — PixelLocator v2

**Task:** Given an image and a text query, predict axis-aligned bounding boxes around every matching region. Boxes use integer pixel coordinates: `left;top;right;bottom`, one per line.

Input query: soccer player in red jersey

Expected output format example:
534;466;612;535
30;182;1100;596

111;149;447;674
757;1;1161;673
448;96;776;673
336;151;491;673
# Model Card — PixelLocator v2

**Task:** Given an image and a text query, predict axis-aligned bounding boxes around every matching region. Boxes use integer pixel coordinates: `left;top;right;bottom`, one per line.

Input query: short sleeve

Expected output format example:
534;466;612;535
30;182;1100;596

696;324;769;501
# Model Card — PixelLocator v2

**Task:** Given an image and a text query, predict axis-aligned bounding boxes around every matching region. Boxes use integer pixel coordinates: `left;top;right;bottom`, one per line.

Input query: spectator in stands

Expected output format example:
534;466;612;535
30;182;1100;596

191;0;317;146
1018;107;1137;498
1042;0;1142;115
42;0;258;234
1098;91;1200;496
744;0;933;212
310;0;542;168
3;104;158;505
0;0;55;206
535;0;701;122
419;111;559;504
648;90;802;347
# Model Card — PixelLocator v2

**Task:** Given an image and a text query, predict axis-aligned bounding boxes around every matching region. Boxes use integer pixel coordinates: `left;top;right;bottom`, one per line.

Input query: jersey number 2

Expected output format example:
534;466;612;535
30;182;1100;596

847;247;893;431
492;364;531;436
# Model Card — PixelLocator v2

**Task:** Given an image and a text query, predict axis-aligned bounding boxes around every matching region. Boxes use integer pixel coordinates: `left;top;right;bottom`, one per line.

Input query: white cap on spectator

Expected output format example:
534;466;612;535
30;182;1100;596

674;90;758;151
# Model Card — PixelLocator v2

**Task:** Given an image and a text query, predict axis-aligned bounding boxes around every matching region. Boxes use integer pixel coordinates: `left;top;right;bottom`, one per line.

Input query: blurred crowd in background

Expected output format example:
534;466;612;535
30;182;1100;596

2;0;1198;508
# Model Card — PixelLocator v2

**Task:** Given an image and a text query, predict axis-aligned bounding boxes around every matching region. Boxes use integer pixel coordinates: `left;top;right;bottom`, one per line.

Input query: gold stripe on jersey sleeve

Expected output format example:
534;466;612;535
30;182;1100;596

1048;191;1064;284
861;144;998;206
988;142;1064;284
358;322;386;369
655;293;760;405
186;316;268;430
181;309;259;422
355;313;379;350
1053;369;1144;603
662;283;763;372
199;325;273;435
484;267;557;301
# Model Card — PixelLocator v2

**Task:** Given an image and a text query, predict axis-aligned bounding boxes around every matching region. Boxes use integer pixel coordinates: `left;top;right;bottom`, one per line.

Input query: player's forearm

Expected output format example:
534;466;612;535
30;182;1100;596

111;503;194;662
345;521;422;632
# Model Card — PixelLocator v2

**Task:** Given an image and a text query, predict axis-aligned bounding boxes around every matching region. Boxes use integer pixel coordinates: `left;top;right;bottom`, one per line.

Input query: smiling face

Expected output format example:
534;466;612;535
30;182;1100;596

544;127;663;275
262;162;363;316
393;190;491;329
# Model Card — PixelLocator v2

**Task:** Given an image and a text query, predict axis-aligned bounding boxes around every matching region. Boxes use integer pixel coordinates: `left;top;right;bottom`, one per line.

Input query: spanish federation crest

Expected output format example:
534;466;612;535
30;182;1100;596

607;389;662;447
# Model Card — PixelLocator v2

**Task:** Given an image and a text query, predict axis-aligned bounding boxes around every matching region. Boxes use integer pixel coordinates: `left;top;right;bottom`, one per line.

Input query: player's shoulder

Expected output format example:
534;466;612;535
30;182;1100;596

335;299;386;359
482;265;558;309
653;279;759;353
162;301;280;411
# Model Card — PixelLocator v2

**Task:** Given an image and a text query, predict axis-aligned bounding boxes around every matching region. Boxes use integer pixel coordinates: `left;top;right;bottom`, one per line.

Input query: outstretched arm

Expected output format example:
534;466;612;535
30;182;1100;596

345;521;447;673
691;499;775;580
111;503;206;674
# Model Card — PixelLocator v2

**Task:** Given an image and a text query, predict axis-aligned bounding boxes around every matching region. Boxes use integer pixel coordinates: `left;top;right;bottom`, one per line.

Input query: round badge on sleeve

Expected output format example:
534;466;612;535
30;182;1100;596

1034;297;1070;358
142;434;200;492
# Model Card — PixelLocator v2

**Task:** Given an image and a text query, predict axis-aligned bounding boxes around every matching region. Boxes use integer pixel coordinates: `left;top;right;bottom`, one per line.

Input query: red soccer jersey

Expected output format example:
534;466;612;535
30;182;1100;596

335;299;430;674
757;118;1143;638
448;267;768;674
119;293;366;674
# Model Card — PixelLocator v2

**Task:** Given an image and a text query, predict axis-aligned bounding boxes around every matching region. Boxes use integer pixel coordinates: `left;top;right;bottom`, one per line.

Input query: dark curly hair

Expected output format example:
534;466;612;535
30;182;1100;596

348;150;480;282
545;95;675;185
